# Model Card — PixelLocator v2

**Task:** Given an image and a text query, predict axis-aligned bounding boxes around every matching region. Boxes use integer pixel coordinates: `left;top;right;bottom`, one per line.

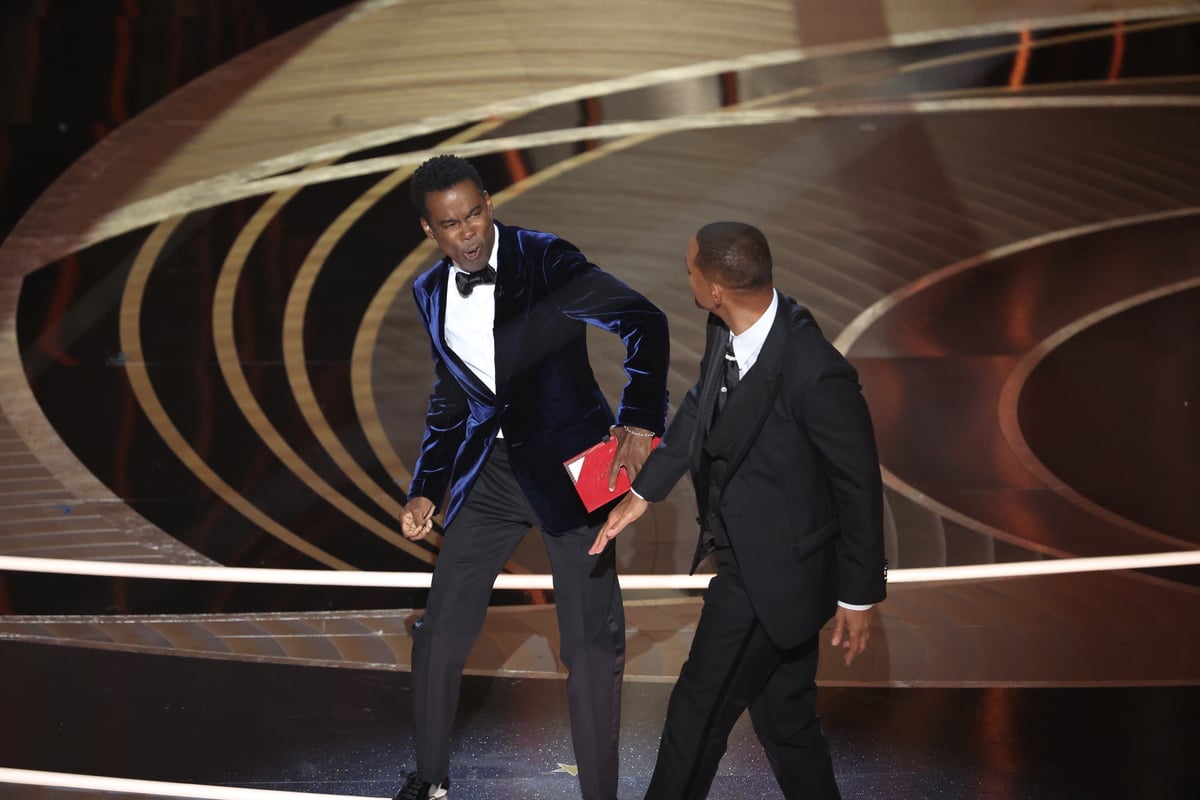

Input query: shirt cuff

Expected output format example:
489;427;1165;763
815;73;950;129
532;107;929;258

837;601;874;611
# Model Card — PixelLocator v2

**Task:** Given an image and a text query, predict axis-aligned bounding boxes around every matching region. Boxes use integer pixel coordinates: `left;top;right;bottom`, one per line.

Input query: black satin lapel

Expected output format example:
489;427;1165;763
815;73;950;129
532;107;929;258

703;309;788;466
694;318;728;442
492;227;526;393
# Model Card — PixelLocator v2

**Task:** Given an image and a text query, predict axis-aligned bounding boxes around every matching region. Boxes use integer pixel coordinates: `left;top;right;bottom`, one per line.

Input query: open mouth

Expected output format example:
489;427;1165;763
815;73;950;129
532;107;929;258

463;246;482;261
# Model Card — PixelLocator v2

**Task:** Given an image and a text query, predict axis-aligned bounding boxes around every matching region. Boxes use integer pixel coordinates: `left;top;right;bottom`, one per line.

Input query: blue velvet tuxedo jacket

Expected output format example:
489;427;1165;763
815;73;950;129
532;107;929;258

408;221;670;534
632;295;886;648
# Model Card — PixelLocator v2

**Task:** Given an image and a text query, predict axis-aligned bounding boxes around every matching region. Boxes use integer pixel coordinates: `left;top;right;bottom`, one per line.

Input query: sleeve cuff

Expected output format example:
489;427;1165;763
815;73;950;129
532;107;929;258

837;601;874;611
615;408;666;436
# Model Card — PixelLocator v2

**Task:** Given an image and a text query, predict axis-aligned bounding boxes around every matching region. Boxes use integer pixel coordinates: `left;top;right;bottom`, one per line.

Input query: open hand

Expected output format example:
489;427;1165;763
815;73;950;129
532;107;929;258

829;606;873;666
588;492;649;555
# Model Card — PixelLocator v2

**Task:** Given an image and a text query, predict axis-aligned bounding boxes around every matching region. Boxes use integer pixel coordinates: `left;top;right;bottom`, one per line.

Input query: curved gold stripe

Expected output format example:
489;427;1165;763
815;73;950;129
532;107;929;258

121;217;352;569
834;209;1200;551
281;169;416;529
353;239;437;483
211;165;437;565
81;9;1200;247
879;462;1074;560
87;94;1200;233
833;208;1200;354
878;74;1200;105
351;16;1179;336
742;13;1200;109
997;273;1200;549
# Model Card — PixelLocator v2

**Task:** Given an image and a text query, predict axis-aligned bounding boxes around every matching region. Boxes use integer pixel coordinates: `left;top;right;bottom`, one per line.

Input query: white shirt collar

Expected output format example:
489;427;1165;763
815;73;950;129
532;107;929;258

728;289;778;376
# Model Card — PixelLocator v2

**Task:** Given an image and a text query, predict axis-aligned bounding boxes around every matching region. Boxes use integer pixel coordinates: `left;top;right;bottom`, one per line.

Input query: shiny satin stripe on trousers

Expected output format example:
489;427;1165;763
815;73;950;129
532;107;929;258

410;442;625;800
644;546;839;800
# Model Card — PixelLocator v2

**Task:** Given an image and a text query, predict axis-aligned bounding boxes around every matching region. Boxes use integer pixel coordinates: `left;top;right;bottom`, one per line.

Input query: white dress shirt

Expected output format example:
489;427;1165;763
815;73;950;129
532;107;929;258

443;225;503;436
727;288;778;378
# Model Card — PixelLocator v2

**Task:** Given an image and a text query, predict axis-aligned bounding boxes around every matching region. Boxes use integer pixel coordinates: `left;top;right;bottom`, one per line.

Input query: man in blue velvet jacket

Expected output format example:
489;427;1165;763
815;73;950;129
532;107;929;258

394;155;670;800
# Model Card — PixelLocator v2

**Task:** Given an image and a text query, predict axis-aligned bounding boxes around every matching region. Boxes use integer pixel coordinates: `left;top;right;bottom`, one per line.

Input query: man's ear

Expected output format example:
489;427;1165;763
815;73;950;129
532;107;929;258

420;219;433;239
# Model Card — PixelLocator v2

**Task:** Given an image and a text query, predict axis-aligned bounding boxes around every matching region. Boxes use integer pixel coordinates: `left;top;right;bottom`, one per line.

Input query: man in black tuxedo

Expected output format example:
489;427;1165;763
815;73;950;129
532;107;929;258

395;155;670;800
592;221;886;799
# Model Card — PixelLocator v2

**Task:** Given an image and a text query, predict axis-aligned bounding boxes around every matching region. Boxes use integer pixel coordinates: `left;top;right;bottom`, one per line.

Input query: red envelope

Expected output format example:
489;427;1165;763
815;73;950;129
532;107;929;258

563;436;661;512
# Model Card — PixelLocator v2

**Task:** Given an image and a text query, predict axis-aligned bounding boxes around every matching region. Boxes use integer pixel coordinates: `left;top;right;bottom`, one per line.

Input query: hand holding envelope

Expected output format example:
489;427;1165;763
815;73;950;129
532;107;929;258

563;427;660;513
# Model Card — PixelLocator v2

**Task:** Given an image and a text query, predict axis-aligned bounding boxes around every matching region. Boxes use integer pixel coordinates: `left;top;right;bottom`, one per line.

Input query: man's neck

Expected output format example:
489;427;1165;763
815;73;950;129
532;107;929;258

720;287;775;335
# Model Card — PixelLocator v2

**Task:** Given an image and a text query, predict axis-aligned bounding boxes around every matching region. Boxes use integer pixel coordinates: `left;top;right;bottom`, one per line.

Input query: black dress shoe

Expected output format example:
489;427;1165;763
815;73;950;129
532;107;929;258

394;772;450;800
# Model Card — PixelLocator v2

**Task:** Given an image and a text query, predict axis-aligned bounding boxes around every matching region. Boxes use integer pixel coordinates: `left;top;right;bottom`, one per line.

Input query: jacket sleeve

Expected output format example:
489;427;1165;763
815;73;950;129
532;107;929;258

540;238;670;434
797;337;887;606
630;379;699;502
631;316;721;503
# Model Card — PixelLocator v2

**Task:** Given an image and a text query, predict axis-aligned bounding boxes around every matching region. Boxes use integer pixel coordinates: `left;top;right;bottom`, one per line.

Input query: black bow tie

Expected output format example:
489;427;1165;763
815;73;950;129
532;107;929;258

455;265;496;297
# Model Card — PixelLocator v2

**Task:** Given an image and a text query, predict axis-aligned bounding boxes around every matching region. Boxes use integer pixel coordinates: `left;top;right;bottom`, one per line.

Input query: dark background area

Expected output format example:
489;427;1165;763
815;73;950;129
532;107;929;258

0;0;356;242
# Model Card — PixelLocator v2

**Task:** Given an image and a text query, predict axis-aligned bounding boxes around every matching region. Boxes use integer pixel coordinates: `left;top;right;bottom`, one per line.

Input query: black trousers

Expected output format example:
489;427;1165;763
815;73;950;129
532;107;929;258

411;443;625;800
645;547;840;800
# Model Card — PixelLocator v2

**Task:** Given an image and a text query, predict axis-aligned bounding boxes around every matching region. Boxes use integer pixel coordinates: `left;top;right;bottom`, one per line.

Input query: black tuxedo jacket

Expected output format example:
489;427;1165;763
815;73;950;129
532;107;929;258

633;294;886;648
409;221;670;534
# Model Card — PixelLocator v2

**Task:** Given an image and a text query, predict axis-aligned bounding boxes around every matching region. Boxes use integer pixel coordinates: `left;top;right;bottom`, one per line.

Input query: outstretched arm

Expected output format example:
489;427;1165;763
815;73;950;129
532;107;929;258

589;376;703;555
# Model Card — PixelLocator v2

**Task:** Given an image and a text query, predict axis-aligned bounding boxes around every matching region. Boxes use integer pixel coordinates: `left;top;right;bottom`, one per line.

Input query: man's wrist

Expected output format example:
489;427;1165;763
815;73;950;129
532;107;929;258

618;424;655;438
837;601;873;611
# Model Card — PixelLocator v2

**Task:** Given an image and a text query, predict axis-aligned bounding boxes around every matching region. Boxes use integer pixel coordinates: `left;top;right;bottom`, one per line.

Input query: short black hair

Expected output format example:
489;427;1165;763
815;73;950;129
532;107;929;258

410;154;486;219
694;221;773;291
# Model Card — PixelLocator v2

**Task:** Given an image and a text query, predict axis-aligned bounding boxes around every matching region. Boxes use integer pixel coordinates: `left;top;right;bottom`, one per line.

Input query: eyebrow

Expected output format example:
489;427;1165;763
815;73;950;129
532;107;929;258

438;204;482;226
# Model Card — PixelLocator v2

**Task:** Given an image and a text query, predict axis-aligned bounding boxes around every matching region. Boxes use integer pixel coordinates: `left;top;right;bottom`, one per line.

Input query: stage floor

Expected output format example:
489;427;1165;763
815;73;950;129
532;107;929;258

3;639;1198;800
